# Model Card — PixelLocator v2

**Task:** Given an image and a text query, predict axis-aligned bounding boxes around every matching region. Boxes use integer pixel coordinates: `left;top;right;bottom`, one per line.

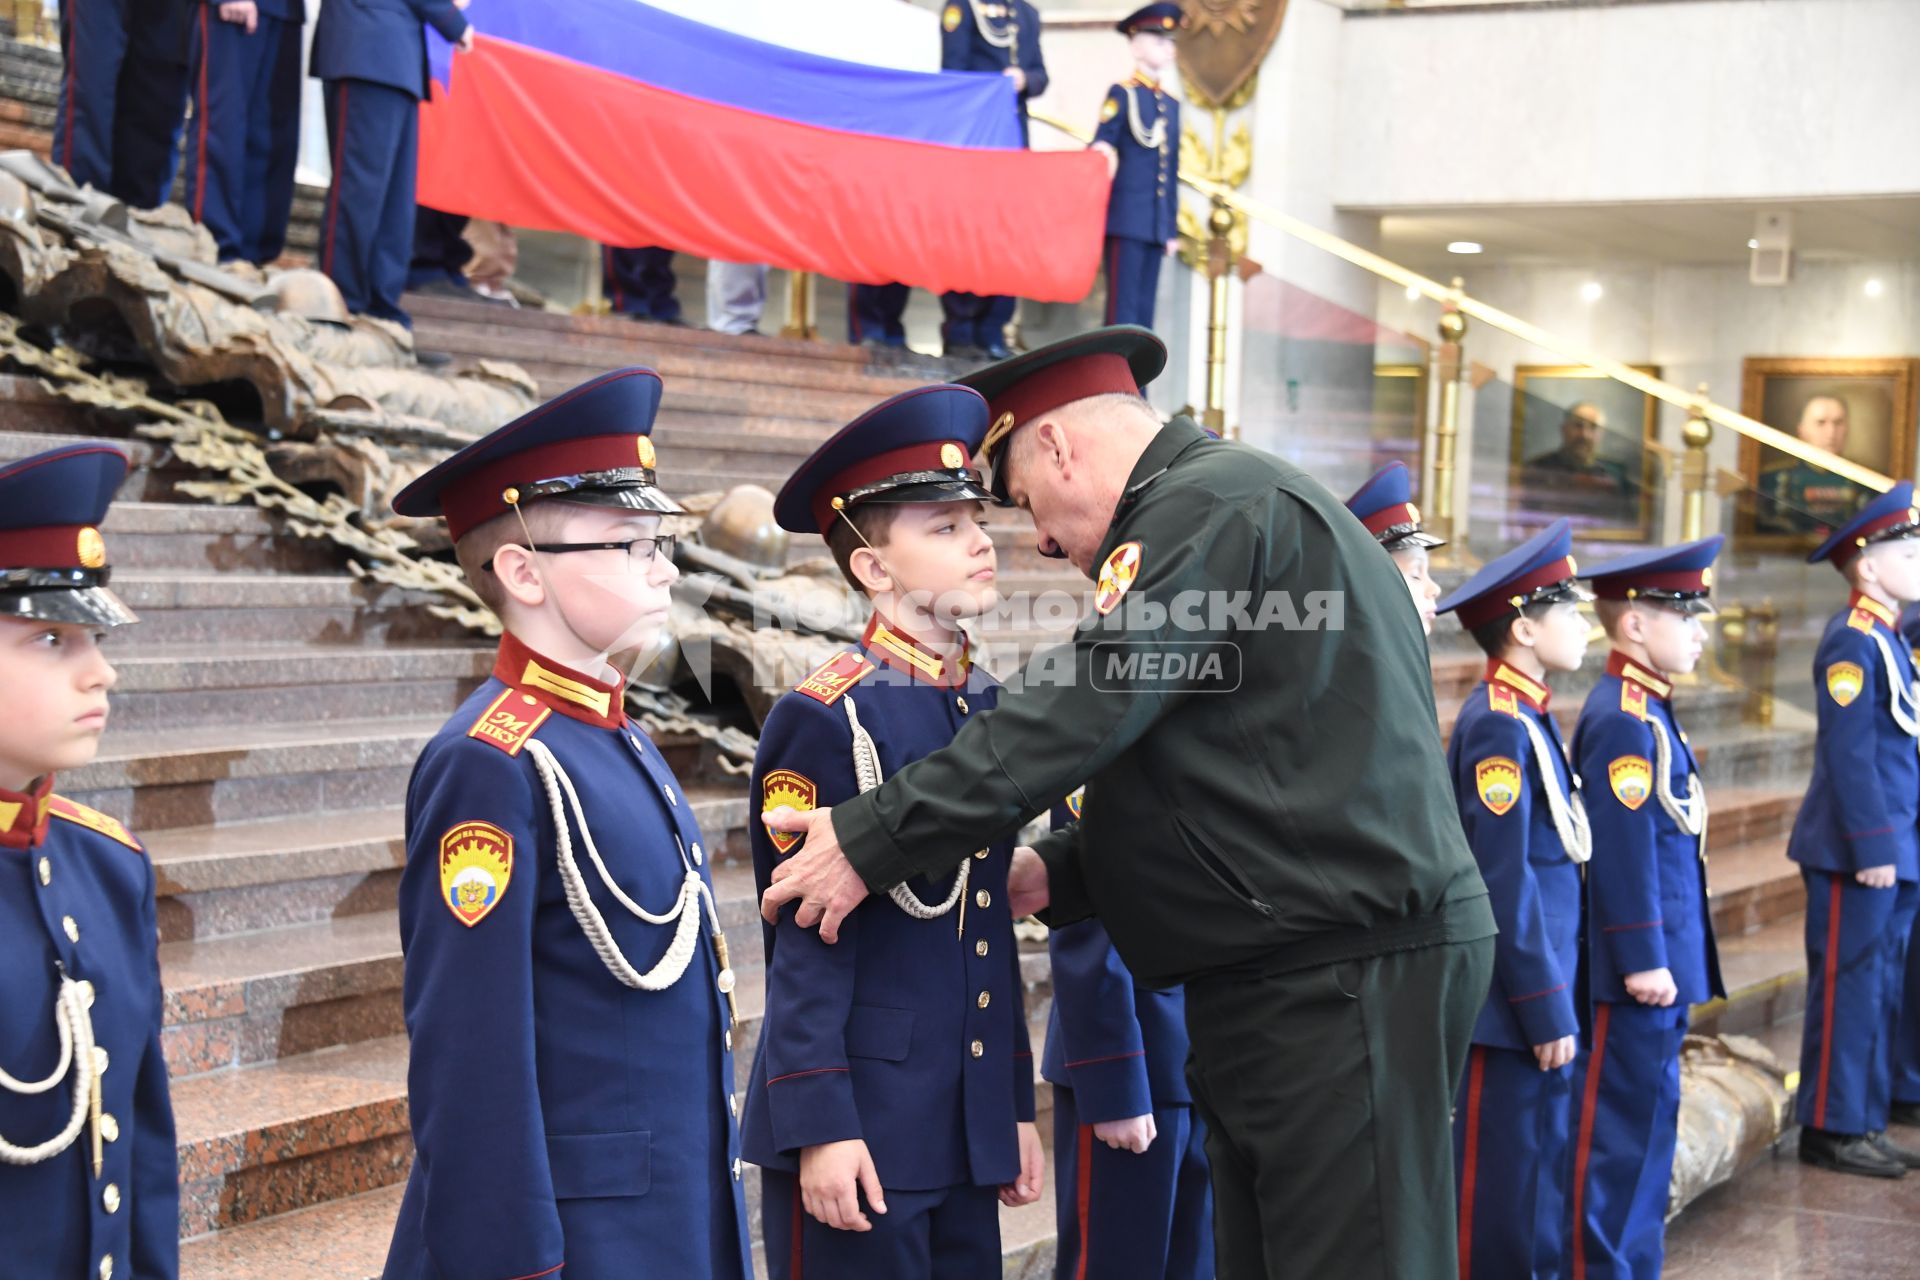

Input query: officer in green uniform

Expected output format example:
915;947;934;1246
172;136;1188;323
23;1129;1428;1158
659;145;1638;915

762;325;1497;1279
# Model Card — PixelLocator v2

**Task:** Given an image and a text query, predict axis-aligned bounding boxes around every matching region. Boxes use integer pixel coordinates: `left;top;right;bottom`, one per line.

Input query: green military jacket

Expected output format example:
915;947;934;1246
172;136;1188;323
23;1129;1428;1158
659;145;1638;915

834;417;1493;988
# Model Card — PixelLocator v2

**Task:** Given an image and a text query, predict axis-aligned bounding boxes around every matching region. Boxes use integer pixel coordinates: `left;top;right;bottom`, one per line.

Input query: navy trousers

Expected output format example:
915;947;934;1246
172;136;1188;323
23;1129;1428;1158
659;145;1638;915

1105;236;1166;330
1453;1044;1574;1280
409;207;473;290
1051;1088;1212;1280
848;282;909;347
1568;1001;1688;1280
939;291;1013;352
1899;885;1920;1106
1798;872;1920;1134
759;1169;1001;1279
186;9;302;263
604;246;682;322
55;0;189;205
321;78;419;326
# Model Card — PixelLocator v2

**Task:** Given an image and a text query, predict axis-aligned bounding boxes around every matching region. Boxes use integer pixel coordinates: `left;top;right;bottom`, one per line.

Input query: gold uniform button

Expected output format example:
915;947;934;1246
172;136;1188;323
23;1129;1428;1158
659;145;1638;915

970;1040;985;1058
728;1094;738;1119
63;915;79;943
93;1047;109;1076
732;1158;742;1181
977;991;991;1009
100;1114;119;1143
37;857;50;885
99;1257;113;1280
957;696;969;714
102;1184;120;1214
975;940;989;957
975;889;990;909
973;849;989;860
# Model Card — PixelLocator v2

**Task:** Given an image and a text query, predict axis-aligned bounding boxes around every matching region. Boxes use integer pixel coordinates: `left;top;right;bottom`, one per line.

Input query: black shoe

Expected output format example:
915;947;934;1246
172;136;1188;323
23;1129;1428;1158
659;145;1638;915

1890;1101;1920;1128
981;341;1014;360
1799;1127;1909;1178
414;349;453;369
412;276;475;300
943;343;984;361
1868;1130;1920;1168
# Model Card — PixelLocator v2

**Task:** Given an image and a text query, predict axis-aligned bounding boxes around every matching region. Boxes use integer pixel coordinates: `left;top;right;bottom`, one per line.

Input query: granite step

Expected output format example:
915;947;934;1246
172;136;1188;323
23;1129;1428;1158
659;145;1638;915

113;572;471;648
103;501;346;575
1690;912;1806;1040
1704;834;1801;939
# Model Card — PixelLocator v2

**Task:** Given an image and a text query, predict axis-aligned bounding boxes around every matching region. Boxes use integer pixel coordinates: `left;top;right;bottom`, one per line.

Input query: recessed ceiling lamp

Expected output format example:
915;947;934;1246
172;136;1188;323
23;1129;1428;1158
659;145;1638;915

1865;278;1886;298
1580;281;1604;302
1447;241;1483;255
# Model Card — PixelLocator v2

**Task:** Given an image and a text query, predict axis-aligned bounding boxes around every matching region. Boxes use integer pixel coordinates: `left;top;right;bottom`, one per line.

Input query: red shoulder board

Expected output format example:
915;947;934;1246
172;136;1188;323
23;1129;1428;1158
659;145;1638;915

467;688;553;757
795;652;876;706
47;797;142;852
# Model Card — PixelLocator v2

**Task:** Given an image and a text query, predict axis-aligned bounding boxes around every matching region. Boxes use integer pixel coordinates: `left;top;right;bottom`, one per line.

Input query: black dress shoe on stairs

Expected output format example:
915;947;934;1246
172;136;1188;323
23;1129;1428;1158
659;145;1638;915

1799;1127;1909;1178
1889;1100;1920;1128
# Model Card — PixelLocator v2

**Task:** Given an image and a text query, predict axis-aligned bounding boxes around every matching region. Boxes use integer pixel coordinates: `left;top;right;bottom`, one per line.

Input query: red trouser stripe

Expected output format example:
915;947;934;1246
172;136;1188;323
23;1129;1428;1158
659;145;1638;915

192;6;210;221
1816;873;1844;1129
1075;1122;1095;1280
1570;1003;1612;1280
1457;1046;1486;1280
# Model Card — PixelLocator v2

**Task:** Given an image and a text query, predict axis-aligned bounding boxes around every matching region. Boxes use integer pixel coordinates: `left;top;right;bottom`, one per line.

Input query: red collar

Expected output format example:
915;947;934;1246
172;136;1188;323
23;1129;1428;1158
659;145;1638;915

862;614;971;689
1128;72;1161;91
0;775;55;850
493;632;627;730
1850;591;1898;632
1607;650;1672;700
1486;659;1550;713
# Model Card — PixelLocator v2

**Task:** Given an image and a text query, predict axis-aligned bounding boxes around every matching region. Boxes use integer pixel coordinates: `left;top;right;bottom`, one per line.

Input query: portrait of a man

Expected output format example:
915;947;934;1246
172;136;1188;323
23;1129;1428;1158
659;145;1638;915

1511;367;1657;539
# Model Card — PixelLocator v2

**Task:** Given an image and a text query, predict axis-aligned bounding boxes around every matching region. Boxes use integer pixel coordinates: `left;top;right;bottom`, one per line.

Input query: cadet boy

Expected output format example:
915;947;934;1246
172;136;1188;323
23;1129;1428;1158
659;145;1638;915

1437;518;1592;1280
740;384;1043;1276
382;369;751;1278
185;0;306;265
1092;4;1182;331
1044;790;1212;1280
1567;538;1727;1277
1789;481;1920;1178
1900;602;1920;1131
0;444;179;1280
1346;460;1445;635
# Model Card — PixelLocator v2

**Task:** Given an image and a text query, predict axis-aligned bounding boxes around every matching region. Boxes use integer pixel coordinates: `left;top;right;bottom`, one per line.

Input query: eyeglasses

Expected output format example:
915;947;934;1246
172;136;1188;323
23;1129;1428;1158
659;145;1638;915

484;536;677;572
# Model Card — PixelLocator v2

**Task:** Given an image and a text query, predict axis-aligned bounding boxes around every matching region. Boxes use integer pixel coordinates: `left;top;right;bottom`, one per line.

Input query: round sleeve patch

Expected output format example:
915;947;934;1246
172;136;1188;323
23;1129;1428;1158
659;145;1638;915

762;769;817;856
943;4;963;32
1474;757;1522;816
1826;660;1864;707
1094;541;1144;616
1100;95;1120;123
440;820;514;927
1607;756;1653;811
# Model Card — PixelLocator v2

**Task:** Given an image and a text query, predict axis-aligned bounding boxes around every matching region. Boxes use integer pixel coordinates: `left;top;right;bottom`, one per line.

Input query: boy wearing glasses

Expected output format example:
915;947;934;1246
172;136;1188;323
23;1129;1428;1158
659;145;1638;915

741;385;1044;1277
380;368;752;1280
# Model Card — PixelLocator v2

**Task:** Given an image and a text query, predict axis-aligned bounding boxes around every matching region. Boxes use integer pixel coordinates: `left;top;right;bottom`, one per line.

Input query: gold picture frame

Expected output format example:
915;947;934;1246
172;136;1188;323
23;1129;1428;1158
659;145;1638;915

1510;364;1660;542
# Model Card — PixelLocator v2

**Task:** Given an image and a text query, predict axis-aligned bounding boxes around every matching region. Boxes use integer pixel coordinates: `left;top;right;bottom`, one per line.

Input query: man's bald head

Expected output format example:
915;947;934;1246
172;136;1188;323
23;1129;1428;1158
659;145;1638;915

1002;393;1162;574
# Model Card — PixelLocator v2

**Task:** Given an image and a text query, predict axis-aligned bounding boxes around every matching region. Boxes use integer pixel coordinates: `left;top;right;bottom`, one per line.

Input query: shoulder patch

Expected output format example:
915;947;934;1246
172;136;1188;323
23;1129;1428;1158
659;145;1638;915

762;769;817;856
1619;680;1648;720
46;797;141;852
1474;757;1522;817
1095;541;1144;616
440;820;513;927
1100;94;1120;123
1826;660;1865;707
943;3;962;32
795;652;875;706
1066;787;1085;820
1487;683;1520;718
1847;608;1877;633
467;688;552;756
1607;756;1653;811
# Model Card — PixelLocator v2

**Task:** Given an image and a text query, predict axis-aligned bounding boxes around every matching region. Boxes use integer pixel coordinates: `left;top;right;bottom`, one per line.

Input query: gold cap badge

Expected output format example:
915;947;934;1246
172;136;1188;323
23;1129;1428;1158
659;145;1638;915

940;442;965;469
637;437;657;469
77;527;105;569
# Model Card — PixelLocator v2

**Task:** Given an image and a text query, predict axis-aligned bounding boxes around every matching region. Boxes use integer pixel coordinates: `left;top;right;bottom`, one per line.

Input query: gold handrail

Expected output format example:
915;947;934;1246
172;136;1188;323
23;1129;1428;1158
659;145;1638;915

1029;109;1894;495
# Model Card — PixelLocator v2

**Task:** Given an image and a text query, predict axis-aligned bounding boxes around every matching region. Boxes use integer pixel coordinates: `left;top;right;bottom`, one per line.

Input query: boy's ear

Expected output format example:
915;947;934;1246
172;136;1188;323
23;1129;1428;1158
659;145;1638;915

849;545;891;596
491;543;547;609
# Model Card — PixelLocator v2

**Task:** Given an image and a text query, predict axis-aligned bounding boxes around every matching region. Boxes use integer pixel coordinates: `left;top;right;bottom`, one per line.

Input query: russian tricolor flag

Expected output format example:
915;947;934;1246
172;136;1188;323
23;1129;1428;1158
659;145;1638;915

418;0;1109;301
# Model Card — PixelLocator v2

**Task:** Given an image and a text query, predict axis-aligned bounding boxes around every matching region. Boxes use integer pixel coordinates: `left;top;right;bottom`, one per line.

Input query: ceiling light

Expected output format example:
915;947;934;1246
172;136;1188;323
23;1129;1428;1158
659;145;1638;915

1865;278;1885;298
1747;239;1759;249
1446;241;1483;255
1580;281;1604;302
1404;284;1421;301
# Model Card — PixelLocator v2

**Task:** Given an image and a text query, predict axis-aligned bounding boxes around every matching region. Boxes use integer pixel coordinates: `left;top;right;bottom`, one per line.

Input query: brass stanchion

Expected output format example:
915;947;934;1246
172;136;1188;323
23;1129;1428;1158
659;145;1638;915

781;270;817;341
1681;381;1713;542
1203;199;1235;438
1429;277;1467;558
11;1;43;44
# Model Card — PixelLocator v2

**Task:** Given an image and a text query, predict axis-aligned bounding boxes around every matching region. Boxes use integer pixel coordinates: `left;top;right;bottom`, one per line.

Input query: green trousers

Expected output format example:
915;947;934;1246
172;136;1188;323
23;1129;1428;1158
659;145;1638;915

1184;933;1495;1279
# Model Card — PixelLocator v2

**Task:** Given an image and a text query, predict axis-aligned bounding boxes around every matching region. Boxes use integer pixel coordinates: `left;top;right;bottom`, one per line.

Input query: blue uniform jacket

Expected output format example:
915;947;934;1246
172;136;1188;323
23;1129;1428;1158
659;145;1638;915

1573;654;1725;1007
310;0;468;101
1788;593;1920;881
941;0;1048;145
1040;792;1190;1123
1092;74;1180;244
1448;663;1583;1050
0;780;178;1280
382;634;750;1280
198;0;304;23
740;616;1035;1192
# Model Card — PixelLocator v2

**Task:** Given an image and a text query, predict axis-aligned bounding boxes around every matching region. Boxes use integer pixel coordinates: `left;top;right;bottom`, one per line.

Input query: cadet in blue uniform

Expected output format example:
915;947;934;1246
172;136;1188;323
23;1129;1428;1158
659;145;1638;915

1789;482;1920;1178
1899;604;1920;1131
383;369;752;1279
1567;538;1727;1278
1092;4;1181;332
1437;518;1592;1280
0;444;179;1280
602;246;684;325
312;0;473;326
54;0;192;206
1345;460;1445;636
186;0;306;265
1044;786;1212;1280
741;384;1042;1276
938;0;1047;359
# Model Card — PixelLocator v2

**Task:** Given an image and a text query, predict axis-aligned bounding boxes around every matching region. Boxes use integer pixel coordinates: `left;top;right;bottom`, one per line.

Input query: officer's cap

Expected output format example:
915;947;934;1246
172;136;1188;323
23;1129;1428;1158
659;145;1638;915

1807;479;1920;567
774;385;993;536
393;367;680;541
1582;535;1724;616
0;444;138;628
1118;3;1184;35
959;325;1166;505
1345;462;1445;553
1436;518;1591;629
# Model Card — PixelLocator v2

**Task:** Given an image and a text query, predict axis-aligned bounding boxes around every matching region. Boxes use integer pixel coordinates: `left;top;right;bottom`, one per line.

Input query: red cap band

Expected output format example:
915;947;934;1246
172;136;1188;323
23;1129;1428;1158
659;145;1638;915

0;524;102;572
1591;568;1709;599
441;435;654;541
984;353;1142;456
1361;503;1419;536
813;439;972;532
1454;555;1578;629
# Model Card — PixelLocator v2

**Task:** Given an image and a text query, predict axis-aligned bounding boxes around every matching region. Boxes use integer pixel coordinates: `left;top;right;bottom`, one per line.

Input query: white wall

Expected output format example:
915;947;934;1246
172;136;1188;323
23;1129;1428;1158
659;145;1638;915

1334;0;1920;209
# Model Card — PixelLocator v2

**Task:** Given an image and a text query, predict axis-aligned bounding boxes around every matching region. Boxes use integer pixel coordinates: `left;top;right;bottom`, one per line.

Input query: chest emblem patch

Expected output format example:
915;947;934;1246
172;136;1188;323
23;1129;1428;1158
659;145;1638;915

1095;541;1144;616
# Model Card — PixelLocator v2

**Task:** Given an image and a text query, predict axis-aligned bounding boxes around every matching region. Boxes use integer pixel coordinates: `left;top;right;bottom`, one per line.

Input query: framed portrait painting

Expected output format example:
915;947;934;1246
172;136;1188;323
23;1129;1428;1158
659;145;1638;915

1510;365;1660;541
1736;357;1918;551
